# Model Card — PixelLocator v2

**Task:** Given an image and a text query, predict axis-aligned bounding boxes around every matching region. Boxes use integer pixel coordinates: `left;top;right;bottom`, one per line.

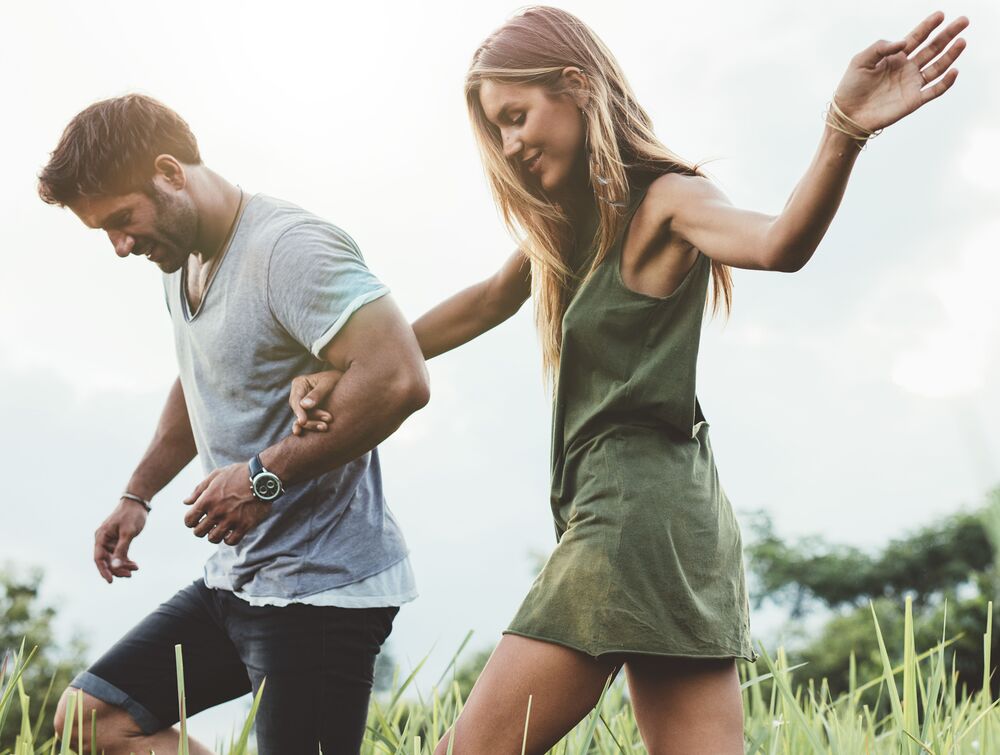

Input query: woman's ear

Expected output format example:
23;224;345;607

560;66;590;108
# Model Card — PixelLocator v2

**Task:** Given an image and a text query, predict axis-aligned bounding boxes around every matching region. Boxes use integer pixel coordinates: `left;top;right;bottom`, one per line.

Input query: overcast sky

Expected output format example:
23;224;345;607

3;0;998;744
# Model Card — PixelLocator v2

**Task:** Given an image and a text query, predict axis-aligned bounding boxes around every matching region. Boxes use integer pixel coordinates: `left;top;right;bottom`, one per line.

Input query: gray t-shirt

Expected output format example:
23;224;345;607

163;193;409;599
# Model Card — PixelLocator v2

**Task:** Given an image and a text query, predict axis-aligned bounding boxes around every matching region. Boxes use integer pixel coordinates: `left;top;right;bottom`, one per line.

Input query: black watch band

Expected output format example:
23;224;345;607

249;453;265;479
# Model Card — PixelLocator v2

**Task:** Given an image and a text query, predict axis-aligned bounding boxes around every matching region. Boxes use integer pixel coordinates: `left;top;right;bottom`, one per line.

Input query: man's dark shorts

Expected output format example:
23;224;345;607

71;579;397;754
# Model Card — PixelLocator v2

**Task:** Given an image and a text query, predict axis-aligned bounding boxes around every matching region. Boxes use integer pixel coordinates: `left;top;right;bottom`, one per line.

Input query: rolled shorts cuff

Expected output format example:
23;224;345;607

70;670;163;735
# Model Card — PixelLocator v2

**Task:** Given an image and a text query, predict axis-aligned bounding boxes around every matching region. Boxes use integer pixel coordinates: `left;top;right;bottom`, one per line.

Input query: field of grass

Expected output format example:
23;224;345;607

2;597;998;754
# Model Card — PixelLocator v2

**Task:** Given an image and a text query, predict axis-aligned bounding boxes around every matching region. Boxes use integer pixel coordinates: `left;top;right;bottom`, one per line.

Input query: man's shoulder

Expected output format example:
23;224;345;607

245;194;361;259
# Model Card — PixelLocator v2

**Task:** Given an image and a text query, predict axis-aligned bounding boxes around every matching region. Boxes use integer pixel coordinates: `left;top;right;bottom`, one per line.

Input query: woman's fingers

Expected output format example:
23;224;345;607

919;37;966;86
855;38;906;69
293;415;330;435
902;11;945;56
288;376;314;425
920;67;959;105
911;15;970;69
299;380;338;410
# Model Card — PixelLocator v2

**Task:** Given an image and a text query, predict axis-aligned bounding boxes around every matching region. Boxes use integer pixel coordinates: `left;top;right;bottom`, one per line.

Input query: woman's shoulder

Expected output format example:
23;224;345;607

630;172;727;239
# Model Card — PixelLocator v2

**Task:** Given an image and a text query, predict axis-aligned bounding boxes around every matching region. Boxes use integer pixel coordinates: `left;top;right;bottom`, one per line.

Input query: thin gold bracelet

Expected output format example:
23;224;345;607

825;97;883;151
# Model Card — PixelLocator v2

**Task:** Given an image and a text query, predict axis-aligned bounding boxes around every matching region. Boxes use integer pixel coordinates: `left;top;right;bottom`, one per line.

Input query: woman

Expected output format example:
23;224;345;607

289;7;967;753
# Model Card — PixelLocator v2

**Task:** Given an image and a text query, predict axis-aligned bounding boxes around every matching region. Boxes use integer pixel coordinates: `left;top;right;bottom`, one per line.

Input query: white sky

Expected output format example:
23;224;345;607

3;0;998;744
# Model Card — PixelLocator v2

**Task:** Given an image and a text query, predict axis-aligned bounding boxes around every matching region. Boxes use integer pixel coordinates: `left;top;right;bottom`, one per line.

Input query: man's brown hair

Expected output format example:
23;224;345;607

38;94;202;207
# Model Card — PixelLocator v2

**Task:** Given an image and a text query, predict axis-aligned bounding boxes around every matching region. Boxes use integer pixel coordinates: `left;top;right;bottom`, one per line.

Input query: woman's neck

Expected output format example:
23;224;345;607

559;187;597;230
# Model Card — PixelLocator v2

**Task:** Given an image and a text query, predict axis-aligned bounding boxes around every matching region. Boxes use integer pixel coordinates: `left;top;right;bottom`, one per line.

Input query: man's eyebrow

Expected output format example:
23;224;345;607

97;208;131;230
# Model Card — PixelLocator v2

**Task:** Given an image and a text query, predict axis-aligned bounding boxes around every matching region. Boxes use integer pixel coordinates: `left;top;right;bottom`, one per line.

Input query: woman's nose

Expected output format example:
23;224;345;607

502;131;523;159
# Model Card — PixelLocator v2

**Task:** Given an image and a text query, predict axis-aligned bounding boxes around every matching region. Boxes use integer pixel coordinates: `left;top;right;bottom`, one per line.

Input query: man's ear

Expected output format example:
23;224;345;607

152;154;187;190
560;66;590;109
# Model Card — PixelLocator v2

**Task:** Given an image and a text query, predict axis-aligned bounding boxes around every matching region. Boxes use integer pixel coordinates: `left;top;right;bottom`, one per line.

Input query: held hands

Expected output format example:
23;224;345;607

94;499;148;583
289;370;343;435
183;463;269;546
834;12;968;133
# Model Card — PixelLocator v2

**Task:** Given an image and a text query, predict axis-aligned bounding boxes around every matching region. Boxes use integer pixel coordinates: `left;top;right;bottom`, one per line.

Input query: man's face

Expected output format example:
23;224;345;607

69;178;198;274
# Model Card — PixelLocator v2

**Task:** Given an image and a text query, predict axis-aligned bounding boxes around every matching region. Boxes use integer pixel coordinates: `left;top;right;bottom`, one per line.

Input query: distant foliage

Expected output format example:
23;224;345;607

0;566;86;746
745;487;1000;699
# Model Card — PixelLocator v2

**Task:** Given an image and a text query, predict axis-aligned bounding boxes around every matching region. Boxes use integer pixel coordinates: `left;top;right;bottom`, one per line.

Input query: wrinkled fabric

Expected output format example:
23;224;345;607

507;182;757;661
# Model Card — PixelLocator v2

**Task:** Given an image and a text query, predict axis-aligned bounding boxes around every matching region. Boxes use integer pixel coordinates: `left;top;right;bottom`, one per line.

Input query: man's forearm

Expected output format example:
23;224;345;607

125;377;198;500
260;361;428;485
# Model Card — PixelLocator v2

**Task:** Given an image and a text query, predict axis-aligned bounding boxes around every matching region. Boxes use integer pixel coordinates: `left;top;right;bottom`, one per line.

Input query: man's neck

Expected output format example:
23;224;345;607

188;168;243;265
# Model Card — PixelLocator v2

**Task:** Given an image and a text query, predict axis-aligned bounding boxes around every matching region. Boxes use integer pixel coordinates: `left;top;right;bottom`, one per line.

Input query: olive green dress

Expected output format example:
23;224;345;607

505;182;757;662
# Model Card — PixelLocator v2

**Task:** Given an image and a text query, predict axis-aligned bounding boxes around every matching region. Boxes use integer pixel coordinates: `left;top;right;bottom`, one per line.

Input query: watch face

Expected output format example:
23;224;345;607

253;471;282;502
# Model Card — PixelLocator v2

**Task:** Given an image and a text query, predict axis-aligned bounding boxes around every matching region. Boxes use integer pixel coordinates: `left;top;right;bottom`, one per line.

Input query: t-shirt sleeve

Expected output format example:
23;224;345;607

266;222;390;358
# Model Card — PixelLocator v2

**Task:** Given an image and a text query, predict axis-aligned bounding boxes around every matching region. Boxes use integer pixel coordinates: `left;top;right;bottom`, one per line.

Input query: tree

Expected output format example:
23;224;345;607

745;504;994;617
0;565;87;746
745;488;1000;699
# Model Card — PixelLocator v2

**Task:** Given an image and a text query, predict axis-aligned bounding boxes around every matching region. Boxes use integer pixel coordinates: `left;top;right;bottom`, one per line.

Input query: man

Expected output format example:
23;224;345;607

39;94;429;754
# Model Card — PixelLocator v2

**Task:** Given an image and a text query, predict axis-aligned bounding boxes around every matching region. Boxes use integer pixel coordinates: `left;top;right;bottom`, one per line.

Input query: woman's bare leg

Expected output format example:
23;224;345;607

625;655;745;755
434;635;618;755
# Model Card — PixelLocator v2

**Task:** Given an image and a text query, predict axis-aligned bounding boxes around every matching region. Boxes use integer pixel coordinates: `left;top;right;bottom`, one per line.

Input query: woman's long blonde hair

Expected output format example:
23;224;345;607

465;6;732;381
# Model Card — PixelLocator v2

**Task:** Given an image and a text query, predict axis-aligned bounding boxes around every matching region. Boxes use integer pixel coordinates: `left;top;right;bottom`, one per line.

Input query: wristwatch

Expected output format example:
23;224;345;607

248;454;284;503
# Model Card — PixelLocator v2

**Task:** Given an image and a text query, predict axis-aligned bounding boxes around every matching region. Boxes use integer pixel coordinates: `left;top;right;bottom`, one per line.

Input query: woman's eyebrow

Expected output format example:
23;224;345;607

498;104;525;123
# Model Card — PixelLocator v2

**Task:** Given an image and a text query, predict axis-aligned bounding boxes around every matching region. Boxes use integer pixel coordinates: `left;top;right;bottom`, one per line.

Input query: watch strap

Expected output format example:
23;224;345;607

249;453;265;479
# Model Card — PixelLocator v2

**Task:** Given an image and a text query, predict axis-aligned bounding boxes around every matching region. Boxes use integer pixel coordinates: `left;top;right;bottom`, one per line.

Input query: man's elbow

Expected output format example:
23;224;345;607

390;364;431;415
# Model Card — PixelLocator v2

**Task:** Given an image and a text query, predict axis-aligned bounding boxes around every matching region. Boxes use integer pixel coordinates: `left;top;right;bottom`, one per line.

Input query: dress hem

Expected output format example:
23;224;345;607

502;628;758;664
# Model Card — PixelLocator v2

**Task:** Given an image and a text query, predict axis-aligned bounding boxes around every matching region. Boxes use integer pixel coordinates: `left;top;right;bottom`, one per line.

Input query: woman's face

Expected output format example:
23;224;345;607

478;79;587;197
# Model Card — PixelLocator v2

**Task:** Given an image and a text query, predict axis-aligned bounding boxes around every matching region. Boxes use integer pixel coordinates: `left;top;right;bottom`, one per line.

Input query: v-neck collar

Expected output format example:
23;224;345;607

181;194;252;322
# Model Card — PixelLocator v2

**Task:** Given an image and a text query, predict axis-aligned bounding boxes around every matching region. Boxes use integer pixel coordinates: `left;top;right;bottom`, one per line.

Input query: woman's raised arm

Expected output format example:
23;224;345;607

656;12;968;274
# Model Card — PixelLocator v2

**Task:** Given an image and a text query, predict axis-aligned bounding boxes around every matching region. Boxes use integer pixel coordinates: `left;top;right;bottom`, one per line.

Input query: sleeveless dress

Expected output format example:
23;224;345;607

505;182;757;661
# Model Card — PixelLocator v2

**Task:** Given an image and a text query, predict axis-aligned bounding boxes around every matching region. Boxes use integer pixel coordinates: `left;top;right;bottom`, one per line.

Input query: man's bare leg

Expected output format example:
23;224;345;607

54;688;214;755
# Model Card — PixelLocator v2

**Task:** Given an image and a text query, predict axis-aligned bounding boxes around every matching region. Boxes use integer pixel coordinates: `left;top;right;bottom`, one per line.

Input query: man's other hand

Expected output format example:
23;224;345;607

94;500;147;583
184;463;269;546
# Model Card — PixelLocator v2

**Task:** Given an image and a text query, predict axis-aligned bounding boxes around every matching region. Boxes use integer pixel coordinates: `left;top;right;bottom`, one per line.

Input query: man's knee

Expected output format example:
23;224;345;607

54;687;142;750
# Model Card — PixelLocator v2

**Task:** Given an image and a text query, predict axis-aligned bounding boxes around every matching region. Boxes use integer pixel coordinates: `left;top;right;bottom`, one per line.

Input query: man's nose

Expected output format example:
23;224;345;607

107;230;135;258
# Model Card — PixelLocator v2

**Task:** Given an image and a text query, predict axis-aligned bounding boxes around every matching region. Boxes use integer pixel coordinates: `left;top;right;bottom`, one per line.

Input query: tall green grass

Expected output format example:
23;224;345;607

2;598;997;754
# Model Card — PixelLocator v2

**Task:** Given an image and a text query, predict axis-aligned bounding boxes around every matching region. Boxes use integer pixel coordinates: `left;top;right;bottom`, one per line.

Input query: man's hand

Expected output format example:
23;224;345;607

94;500;148;583
184;463;269;546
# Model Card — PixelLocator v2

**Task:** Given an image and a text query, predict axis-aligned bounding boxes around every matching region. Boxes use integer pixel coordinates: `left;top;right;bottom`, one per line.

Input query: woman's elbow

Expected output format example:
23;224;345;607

762;244;811;273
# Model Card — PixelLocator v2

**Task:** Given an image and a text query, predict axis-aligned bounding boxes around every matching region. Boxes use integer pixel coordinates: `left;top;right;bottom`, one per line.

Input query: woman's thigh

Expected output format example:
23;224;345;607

435;634;619;755
625;655;744;755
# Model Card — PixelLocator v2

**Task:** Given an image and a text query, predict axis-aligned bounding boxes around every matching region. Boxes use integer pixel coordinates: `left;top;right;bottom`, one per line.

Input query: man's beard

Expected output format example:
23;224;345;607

146;184;199;271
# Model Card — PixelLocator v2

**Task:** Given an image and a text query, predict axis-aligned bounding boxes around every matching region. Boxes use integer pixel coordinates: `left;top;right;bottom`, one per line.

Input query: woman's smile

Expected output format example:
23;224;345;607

524;151;543;175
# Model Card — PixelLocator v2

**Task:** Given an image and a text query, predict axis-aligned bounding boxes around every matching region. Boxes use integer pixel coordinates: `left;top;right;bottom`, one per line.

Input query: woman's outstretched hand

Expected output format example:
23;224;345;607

289;369;343;435
834;11;968;132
